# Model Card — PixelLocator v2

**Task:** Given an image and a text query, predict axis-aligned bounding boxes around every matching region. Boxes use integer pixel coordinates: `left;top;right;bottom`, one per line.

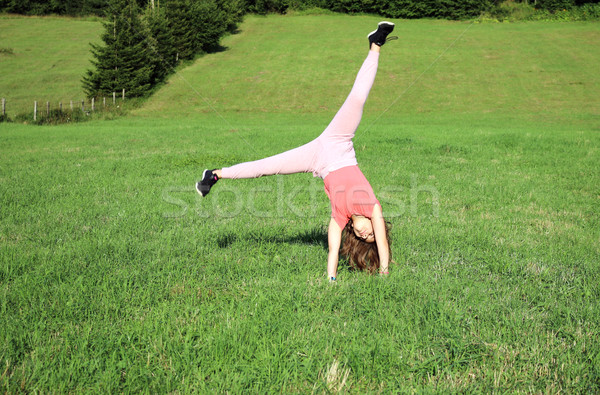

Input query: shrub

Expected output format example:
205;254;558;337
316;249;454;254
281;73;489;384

528;4;600;20
13;108;89;125
246;0;291;15
489;1;537;21
580;2;600;18
484;1;600;21
536;0;575;10
284;0;495;20
11;98;139;125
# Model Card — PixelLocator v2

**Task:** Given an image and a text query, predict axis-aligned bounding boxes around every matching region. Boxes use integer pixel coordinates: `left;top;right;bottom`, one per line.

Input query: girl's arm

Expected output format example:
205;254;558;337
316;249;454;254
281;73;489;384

371;204;390;273
327;217;343;280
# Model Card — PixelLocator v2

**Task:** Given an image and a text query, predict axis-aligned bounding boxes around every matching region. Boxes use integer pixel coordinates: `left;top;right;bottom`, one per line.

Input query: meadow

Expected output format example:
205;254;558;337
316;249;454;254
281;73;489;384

0;15;103;117
1;13;600;392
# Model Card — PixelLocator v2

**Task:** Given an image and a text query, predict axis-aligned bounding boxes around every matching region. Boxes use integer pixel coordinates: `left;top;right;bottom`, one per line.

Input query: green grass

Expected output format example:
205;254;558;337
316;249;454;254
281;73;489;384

1;14;600;393
0;15;103;117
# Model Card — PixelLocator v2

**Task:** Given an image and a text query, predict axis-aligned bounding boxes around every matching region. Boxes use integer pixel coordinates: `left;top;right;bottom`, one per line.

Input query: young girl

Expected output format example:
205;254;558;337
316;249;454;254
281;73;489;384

197;22;397;281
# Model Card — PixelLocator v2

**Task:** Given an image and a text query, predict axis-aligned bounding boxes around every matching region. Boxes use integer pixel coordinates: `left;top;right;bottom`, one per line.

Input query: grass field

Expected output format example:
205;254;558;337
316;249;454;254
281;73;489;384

1;14;600;392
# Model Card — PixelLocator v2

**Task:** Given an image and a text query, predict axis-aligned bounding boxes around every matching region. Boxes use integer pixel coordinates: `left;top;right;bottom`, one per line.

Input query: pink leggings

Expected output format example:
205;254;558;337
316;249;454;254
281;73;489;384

221;50;379;180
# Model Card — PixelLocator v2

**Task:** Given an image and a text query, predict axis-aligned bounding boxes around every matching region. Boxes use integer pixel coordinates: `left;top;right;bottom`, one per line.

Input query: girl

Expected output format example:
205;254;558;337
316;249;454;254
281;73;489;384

197;22;397;281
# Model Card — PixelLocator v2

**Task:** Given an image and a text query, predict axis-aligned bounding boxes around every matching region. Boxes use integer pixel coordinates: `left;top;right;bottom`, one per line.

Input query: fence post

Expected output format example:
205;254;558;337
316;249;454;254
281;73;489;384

113;92;116;105
70;100;73;111
92;98;95;111
34;101;37;121
59;102;62;112
46;101;50;116
1;98;5;116
103;97;106;107
81;100;84;111
122;89;125;101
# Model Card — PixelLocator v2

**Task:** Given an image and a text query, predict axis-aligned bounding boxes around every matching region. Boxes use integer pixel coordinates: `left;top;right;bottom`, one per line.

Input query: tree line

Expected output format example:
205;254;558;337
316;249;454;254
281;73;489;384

3;0;600;17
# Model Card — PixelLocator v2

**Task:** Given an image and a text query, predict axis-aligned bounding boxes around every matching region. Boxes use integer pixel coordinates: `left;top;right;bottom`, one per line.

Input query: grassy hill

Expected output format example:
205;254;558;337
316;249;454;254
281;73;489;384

2;14;598;122
0;15;102;117
136;14;600;123
1;13;600;393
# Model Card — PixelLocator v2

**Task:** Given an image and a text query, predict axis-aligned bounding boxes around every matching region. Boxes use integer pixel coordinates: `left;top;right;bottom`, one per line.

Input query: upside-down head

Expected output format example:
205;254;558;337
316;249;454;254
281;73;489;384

340;217;391;273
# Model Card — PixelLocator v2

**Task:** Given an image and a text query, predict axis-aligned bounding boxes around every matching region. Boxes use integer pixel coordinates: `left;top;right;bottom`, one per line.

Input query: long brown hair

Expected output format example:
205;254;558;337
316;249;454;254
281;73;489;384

340;220;391;274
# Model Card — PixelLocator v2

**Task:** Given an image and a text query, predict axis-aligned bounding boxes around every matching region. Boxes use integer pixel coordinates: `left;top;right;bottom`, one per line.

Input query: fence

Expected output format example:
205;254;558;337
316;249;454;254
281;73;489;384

1;89;126;121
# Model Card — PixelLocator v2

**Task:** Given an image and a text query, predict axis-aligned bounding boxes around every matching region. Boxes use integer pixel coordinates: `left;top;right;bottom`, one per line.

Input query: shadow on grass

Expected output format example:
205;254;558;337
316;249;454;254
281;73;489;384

204;43;228;54
217;227;327;249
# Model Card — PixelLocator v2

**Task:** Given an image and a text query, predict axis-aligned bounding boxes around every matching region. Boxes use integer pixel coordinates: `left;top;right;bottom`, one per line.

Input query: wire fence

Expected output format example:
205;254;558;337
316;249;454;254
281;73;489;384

1;89;128;123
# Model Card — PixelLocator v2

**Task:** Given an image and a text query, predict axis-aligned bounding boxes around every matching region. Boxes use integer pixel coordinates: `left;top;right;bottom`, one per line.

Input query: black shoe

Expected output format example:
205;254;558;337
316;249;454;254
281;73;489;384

367;21;398;48
196;169;219;197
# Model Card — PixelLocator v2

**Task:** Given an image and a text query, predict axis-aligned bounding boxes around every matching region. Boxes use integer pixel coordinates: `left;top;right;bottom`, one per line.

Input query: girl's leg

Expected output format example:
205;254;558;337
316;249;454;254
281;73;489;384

309;48;380;177
220;139;321;179
320;49;380;141
219;47;381;180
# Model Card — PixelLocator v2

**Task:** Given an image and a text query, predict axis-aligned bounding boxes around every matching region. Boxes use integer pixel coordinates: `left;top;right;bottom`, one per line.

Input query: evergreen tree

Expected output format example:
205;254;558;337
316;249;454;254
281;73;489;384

83;0;154;98
217;0;247;31
143;5;177;83
191;0;228;53
164;0;196;61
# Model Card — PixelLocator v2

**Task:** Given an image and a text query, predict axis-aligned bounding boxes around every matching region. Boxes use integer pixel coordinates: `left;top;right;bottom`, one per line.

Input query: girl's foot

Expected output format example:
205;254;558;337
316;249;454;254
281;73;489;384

196;169;219;197
367;21;398;48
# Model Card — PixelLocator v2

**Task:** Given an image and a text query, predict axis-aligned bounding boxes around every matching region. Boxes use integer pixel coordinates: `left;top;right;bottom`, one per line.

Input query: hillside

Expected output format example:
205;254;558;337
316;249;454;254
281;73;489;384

0;15;102;117
0;14;598;122
136;14;600;122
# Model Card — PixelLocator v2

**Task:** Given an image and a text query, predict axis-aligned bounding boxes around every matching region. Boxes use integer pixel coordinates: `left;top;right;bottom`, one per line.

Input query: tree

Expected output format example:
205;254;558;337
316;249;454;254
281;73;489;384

164;0;196;61
190;0;246;54
83;0;154;98
143;5;177;83
191;0;228;53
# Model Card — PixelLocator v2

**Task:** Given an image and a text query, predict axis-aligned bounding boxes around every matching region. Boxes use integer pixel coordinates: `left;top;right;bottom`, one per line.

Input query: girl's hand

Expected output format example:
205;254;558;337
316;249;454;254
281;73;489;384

371;204;390;270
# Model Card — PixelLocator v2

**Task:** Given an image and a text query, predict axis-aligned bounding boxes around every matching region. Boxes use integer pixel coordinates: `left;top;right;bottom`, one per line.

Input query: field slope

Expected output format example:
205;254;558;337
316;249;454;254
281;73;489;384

136;14;600;122
0;15;102;116
1;14;600;393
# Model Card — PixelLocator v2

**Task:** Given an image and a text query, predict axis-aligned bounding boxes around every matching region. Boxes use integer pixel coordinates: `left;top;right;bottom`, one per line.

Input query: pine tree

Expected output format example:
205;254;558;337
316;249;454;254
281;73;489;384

191;0;228;53
83;0;154;98
164;0;195;61
143;5;177;83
